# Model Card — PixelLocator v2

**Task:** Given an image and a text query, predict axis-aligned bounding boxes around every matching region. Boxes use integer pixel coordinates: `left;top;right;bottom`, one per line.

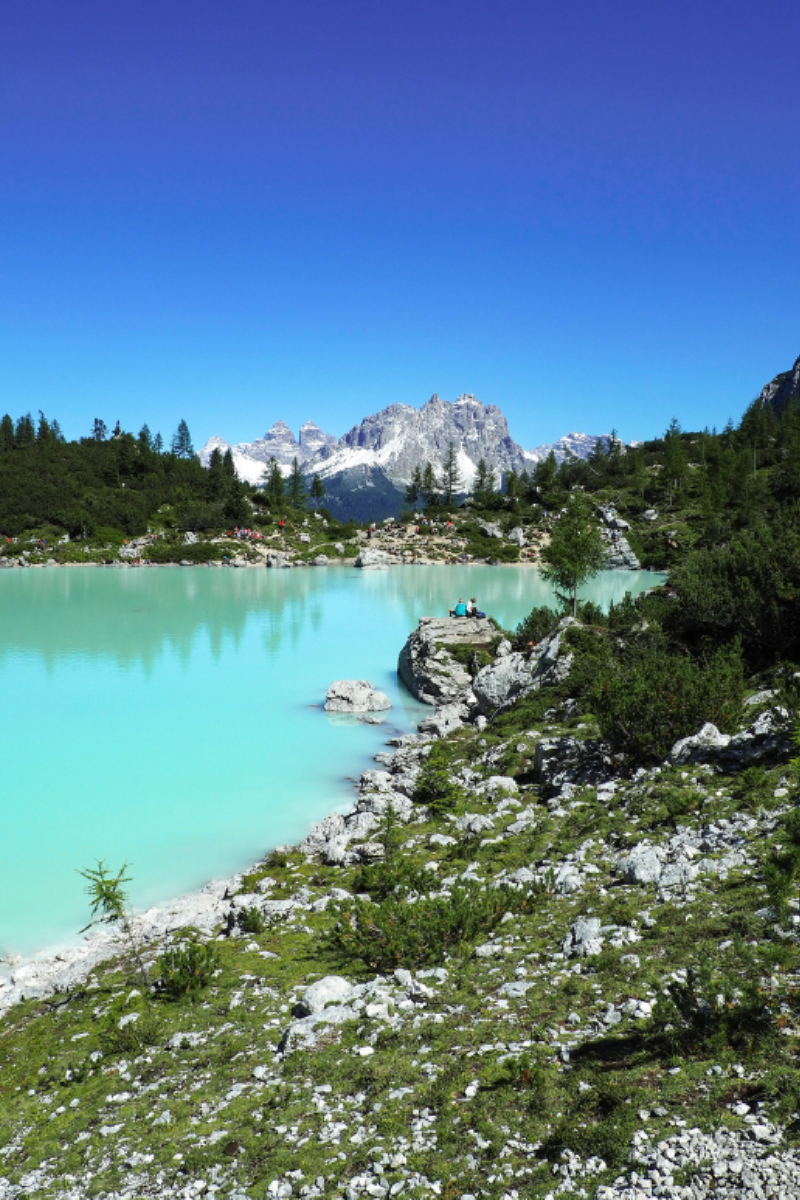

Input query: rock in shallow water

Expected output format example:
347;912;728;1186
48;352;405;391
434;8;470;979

324;680;391;713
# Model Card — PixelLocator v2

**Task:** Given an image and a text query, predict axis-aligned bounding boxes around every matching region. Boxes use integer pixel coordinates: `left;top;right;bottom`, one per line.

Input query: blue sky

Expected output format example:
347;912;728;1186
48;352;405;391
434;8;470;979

1;0;799;451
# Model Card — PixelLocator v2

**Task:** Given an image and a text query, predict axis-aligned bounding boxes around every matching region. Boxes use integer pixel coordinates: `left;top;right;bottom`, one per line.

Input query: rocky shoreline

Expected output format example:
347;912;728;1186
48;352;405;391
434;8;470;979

2;614;798;1200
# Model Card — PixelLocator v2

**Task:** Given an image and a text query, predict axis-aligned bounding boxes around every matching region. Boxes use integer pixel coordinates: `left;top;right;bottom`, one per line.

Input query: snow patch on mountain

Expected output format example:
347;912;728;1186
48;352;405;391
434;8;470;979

199;396;611;513
525;432;611;465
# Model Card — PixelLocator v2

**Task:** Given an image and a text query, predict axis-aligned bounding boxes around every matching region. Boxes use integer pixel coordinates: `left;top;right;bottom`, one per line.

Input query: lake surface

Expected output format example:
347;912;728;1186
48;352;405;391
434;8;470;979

0;565;663;959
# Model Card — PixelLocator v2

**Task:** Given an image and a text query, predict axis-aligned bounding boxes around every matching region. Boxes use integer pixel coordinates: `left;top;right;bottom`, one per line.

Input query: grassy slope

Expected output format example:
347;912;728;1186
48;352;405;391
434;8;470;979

0;674;798;1198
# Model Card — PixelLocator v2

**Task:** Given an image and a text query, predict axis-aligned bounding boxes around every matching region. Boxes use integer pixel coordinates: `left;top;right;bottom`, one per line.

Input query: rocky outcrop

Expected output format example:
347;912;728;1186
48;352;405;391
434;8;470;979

604;533;640;570
471;618;576;716
354;548;394;569
397;616;494;705
668;709;791;769
324;680;391;714
758;351;800;417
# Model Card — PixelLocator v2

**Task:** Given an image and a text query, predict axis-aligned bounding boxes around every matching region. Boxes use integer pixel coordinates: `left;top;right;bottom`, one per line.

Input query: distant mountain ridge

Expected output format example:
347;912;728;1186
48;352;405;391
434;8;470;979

199;395;610;521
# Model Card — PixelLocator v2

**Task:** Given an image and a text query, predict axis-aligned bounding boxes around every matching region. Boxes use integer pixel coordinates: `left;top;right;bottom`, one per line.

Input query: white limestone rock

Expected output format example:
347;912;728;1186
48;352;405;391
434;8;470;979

324;680;391;713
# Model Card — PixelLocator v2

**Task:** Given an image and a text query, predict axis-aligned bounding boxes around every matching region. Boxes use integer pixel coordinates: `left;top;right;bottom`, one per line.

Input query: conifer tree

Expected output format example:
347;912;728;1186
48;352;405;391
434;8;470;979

421;461;438;507
405;465;423;507
540;494;606;617
439;442;462;505
91;417;108;442
0;414;14;452
171;419;194;459
262;456;285;506
15;413;35;446
473;457;496;502
310;473;325;508
287;457;307;509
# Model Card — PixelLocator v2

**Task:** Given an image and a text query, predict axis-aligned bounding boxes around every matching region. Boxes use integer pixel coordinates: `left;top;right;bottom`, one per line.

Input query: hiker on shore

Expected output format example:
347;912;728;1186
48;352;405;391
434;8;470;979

450;598;467;617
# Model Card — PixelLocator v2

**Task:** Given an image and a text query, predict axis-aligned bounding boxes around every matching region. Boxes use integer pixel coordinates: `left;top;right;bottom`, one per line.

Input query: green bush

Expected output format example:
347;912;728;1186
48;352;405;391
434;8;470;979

511;604;560;651
237;906;267;935
99;1007;162;1056
648;960;773;1056
154;940;220;1001
326;879;545;972
412;743;464;814
590;640;744;761
352;807;432;900
668;523;800;668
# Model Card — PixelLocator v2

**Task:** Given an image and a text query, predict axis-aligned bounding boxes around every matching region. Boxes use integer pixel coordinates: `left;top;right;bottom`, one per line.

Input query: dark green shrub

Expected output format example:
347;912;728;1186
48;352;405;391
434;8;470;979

590;640;744;761
412;743;464;814
764;808;800;918
98;1007;161;1055
544;1084;638;1169
648;961;773;1056
511;604;560;651
352;807;432;900
668;523;800;668
237;906;267;935
155;940;219;1001
326;879;545;972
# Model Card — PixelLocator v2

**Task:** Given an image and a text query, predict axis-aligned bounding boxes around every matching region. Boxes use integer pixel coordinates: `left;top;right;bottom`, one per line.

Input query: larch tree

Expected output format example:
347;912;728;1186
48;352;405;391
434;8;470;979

540;493;607;618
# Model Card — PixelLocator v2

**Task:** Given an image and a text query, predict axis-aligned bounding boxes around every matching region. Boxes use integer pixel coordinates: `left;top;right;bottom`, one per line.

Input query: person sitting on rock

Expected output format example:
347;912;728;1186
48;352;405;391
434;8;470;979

450;598;467;617
466;598;478;616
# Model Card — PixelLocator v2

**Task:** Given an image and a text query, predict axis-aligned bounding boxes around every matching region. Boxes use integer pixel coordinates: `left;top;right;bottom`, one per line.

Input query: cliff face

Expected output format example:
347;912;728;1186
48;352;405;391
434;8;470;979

199;394;610;519
758;353;800;415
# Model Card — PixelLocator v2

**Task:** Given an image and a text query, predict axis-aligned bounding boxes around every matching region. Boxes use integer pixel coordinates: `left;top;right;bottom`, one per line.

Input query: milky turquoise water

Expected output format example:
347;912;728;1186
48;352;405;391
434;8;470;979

0;565;663;959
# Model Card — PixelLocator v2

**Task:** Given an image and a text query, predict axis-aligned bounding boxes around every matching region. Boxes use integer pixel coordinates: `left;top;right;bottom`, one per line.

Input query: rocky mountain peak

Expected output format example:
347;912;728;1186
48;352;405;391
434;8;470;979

758;353;800;415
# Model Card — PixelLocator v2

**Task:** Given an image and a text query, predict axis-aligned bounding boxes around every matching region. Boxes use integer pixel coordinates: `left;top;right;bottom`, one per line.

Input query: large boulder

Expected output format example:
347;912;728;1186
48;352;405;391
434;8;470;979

324;680;391;713
604;534;640;570
398;616;494;705
478;520;503;539
471;618;576;715
294;975;354;1017
354;548;393;569
668;709;791;768
617;845;663;885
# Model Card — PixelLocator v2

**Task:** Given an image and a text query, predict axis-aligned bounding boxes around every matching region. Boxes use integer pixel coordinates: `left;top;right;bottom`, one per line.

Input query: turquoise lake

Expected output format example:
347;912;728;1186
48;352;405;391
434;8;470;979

0;565;663;959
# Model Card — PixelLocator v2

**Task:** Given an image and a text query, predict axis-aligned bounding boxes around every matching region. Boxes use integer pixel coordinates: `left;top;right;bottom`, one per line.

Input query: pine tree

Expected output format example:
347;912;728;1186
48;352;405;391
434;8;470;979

15;414;35;446
505;468;520;500
310;473;325;508
287;457;307;509
662;418;688;508
533;451;558;495
262;457;285;506
540;494;607;617
405;465;423;507
473;458;496;502
207;447;227;499
171;419;194;459
153;432;164;454
0;414;14;452
421;461;438;507
36;411;52;444
51;419;64;443
92;418;108;443
138;424;152;450
439;442;463;505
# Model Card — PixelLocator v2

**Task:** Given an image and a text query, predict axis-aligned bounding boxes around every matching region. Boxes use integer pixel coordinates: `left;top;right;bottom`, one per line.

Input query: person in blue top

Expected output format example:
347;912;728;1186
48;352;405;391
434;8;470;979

450;598;467;617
